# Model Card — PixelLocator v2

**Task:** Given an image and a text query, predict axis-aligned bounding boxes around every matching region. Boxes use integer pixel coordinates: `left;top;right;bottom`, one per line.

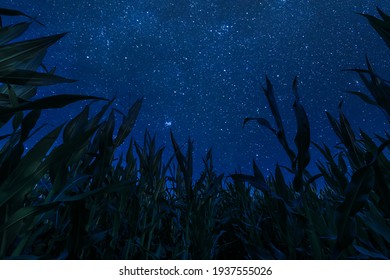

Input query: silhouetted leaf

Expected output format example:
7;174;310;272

377;6;390;21
263;76;284;133
63;105;90;143
301;198;323;259
0;90;23;104
0;124;63;209
0;8;45;26
357;207;390;245
7;84;23;130
326;111;341;139
102;110;115;148
230;173;270;194
292;76;310;192
0;140;24;185
243;117;277;134
305;173;323;186
0;180;134;233
339;102;365;166
359;9;390;49
346;91;377;105
185;137;194;189
0;133;12;141
274;164;289;199
0;85;37;102
334;165;375;257
0;33;66;72
252;160;266;184
0;69;76;86
347;57;390;122
0;94;107;114
326;102;364;168
21;109;41;142
170;130;186;175
251;77;296;162
86;98;115;131
0;22;31;45
114;97;143;147
337;153;348;174
44;124;103;200
315;140;360;192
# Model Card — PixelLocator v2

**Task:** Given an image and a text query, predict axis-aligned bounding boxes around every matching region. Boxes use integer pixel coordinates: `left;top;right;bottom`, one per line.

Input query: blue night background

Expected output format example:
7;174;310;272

2;0;388;176
0;0;389;260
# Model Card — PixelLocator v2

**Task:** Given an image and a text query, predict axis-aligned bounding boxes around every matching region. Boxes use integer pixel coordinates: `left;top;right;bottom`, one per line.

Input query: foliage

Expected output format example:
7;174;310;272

0;7;389;259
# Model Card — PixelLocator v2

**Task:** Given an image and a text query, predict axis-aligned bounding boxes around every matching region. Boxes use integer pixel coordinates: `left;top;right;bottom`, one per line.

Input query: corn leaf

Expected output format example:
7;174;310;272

334;165;375;257
0;22;31;46
0;94;107;114
243;117;277;135
359;8;390;49
114;97;143;147
292;76;311;192
0;124;63;208
346;91;377;105
0;8;45;26
0;33;66;72
0;69;76;86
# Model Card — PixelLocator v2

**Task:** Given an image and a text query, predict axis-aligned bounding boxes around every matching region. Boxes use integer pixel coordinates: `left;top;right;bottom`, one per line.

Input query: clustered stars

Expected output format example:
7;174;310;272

3;0;390;177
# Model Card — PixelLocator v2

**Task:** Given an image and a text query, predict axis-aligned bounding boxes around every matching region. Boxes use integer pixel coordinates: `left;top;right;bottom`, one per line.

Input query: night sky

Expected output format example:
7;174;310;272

2;0;390;178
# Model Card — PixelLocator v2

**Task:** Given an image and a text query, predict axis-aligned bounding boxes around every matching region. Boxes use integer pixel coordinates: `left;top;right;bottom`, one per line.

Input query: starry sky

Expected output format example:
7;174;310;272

2;0;390;178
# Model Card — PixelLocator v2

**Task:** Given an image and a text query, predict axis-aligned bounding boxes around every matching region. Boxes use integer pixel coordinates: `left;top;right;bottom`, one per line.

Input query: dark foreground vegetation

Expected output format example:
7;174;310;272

0;7;389;259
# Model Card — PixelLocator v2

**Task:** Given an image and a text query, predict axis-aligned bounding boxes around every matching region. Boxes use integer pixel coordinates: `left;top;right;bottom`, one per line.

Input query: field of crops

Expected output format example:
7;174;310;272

0;6;389;259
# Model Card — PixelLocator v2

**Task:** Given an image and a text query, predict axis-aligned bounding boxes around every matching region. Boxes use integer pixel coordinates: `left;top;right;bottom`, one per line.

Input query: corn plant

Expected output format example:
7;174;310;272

0;6;389;260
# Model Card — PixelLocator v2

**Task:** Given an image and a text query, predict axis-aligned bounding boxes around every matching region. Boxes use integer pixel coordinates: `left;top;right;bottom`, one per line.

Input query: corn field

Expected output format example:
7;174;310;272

0;6;389;259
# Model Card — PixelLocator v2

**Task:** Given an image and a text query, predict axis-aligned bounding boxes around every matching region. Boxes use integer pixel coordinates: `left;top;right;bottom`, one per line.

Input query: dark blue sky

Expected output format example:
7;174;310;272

2;0;390;178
